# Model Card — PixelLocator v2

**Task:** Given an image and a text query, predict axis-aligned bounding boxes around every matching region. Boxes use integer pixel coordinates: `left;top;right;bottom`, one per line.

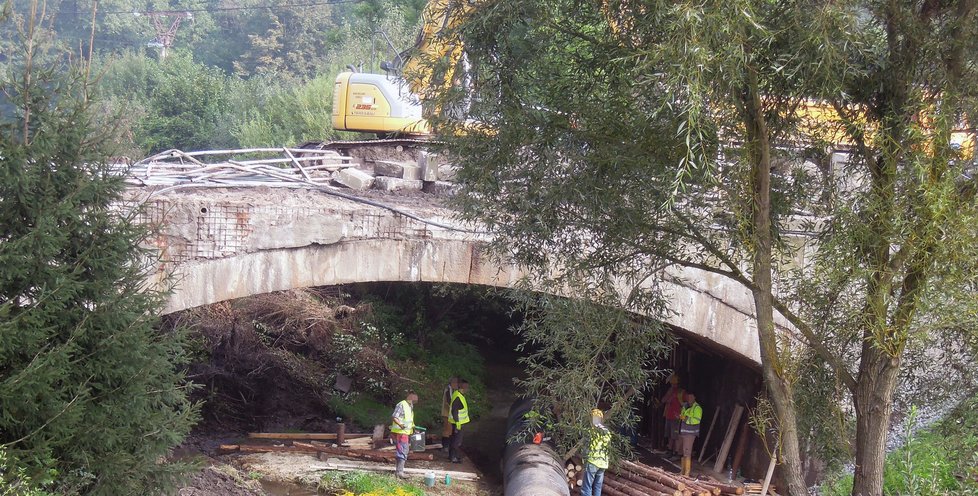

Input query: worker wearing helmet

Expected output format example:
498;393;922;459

661;373;686;456
582;408;612;496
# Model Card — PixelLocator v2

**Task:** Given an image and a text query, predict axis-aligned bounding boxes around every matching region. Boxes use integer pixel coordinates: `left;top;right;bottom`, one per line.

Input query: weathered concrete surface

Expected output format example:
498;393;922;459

134;187;775;365
373;176;424;192
334;168;374;190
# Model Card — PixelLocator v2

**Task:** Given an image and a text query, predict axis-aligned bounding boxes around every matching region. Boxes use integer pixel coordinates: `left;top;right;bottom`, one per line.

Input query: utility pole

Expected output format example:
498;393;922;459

142;11;192;59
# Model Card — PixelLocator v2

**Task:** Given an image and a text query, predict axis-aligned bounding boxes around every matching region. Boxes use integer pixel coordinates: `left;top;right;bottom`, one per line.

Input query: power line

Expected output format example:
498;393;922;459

58;0;363;17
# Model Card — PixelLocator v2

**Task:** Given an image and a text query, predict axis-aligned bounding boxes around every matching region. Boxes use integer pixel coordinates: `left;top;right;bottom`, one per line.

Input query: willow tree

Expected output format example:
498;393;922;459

419;0;978;494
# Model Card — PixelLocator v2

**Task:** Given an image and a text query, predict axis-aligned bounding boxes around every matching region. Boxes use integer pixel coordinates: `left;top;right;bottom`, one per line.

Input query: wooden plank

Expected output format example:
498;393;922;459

698;406;721;462
247;432;370;440
321;458;479;481
713;404;745;473
730;416;751;479
759;454;776;496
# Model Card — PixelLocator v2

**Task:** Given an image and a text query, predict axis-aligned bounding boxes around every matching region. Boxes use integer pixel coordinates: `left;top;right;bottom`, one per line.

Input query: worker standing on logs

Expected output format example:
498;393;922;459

678;391;702;476
581;408;612;496
449;379;470;463
661;373;686;456
390;391;418;479
440;377;458;453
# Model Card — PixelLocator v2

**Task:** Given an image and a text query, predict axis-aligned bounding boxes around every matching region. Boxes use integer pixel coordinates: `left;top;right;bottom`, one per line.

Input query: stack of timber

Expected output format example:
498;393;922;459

564;459;583;492
602;460;745;496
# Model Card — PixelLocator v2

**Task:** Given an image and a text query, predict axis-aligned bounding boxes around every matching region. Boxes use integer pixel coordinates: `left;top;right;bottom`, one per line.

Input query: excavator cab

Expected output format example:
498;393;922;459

331;0;480;137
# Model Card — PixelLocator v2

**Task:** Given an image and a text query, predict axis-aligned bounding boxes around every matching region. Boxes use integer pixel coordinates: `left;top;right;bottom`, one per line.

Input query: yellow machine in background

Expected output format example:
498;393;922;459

331;0;480;136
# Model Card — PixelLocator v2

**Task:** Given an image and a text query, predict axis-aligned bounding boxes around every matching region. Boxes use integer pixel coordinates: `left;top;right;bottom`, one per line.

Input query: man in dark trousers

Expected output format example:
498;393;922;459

440;377;458;451
449;379;470;463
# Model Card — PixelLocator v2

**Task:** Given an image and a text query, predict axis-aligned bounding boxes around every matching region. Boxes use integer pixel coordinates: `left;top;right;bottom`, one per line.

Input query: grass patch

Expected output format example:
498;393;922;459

319;471;424;496
821;397;978;495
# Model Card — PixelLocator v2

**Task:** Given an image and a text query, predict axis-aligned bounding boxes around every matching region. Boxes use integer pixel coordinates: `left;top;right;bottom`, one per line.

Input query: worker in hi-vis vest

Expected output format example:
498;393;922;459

582;408;612;496
449;379;470;463
678;392;702;476
390;391;419;479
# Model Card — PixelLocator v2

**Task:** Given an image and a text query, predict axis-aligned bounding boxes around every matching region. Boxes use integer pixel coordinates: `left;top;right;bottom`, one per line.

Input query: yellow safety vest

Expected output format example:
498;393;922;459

680;402;702;435
587;428;611;470
451;390;470;427
390;399;414;435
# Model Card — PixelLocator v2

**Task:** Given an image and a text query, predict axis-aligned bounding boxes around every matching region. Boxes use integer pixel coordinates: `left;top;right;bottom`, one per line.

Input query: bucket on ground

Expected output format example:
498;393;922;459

424;471;435;487
410;426;427;452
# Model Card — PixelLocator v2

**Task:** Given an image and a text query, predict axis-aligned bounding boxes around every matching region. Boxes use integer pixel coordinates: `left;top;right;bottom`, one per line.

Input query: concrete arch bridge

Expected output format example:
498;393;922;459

126;148;798;366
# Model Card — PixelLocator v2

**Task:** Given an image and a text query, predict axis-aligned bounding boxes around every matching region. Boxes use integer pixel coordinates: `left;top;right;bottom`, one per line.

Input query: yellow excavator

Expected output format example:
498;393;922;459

331;0;480;137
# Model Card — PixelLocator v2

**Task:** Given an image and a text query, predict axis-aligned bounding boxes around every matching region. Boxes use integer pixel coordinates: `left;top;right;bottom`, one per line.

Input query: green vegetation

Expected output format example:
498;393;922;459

435;0;978;492
319;470;424;496
822;398;978;496
0;10;198;494
179;285;493;432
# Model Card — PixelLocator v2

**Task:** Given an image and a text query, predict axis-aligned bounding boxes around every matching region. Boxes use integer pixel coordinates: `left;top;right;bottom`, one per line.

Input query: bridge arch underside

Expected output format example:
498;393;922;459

164;238;764;365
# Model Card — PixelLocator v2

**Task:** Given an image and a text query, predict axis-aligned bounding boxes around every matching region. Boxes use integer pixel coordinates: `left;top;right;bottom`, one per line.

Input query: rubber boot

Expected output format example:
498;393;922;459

395;459;407;479
682;457;691;476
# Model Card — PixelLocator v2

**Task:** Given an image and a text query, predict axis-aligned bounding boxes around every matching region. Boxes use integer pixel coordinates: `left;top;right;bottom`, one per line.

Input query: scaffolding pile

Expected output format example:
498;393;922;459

123;147;357;191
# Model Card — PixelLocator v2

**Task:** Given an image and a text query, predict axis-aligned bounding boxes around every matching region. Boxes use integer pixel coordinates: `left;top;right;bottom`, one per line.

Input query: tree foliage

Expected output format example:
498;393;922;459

0;9;198;494
428;0;978;494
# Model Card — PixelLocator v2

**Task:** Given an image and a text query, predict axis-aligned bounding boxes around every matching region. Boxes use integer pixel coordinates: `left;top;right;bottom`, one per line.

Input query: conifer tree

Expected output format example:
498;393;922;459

0;5;198;494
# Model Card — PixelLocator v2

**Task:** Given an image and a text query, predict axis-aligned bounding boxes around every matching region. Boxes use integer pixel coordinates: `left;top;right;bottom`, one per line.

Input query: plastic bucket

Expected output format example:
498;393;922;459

424;471;435;487
410;432;426;452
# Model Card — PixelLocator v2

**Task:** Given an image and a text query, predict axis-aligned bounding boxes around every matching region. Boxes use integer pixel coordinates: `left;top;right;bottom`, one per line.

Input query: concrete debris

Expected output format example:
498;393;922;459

334;167;374;190
374;176;424;192
423;181;460;196
418;151;441;182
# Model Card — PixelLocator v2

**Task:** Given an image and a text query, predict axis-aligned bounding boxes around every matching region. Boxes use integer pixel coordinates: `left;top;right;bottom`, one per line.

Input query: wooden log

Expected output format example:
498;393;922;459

601;485;630;496
236;444;320;454
616;469;682;496
759;454;777;496
700;478;744;494
605;477;660;496
336;422;346;446
614;475;674;496
321;457;479;481
713;404;745;473
699;406;721;462
677;477;713;496
218;444;239;454
621;461;686;490
247;432;370;440
302;441;434;462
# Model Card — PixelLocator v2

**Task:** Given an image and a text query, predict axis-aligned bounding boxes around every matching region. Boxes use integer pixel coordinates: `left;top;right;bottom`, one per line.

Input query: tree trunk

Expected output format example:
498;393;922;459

743;68;808;496
851;344;902;496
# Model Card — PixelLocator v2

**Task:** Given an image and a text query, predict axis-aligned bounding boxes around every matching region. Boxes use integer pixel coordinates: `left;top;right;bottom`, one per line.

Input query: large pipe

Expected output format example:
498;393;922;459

502;398;571;496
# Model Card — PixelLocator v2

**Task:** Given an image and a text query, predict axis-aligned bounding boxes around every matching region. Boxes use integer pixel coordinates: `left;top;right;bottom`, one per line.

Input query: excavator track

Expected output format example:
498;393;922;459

299;138;440;164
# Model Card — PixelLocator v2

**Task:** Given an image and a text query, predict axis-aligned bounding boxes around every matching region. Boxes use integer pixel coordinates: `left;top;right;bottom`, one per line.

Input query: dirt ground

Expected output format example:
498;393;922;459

175;441;500;495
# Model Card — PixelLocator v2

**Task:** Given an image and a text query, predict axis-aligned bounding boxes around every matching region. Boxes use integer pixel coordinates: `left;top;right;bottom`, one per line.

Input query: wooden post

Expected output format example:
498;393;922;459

337;421;346;446
729;416;751;478
698;406;720;462
760;454;777;496
712;404;744;473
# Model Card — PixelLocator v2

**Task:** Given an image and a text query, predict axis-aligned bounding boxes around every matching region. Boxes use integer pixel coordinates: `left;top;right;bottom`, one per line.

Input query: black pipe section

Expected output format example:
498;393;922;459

502;398;571;496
